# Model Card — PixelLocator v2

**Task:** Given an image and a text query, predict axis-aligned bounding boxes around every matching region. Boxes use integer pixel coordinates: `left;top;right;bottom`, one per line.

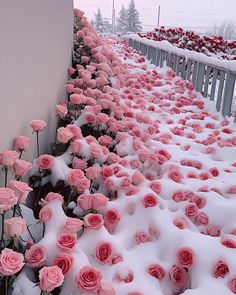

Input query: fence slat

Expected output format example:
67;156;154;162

222;72;236;116
180;57;186;79
155;48;160;66
210;68;218;101
203;66;211;97
216;71;226;111
175;56;181;75
192;61;198;85
186;60;193;81
196;63;205;93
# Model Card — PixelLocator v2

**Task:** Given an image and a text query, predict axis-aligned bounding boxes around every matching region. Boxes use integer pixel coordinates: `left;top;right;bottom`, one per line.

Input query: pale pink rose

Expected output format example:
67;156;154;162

67;169;84;187
53;253;74;275
212;260;229;278
173;218;188;229
135;232;152;244
86;166;100;180
176;247;195;268
104;209;120;233
0;248;24;276
148;224;160;239
76;177;90;192
72;158;87;170
4;217;26;237
147;264;165;281
92;193;109;210
39;207;53;223
169;265;188;287
101;166;114;179
13;159;32;176
228;277;236;294
97;282;116;295
68;67;76;76
57;127;74;143
96;113;109;125
76;266;102;292
30;120;47;132
114;268;134;283
14;136;31;151
90;143;104;159
98;135;113;146
85;112;96;124
25;245;47;267
81;56;90;64
77;194;93;210
107;153;121;164
65;84;75;93
57;233;77;252
95;242;113;264
7;180;32;204
131;171;145;185
39;266;64;292
70;140;82;154
142;194;158;208
84;214;104;229
56;104;68;117
64;217;83;234
1;150;18;166
0;188;17;214
70;94;86;105
36;154;54;170
41;192;64;207
66;125;82;139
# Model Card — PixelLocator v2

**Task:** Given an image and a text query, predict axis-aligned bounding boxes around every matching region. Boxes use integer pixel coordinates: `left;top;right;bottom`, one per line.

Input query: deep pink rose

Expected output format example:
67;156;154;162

64;217;83;233
30;120;47;132
221;238;236;248
39;266;64;292
13;159;32;176
104;209;121;233
169;264;188;287
4;217;27;237
1;150;18;166
95;242;113;264
176;247;195;268
147;264;165;281
0;248;24;276
39;207;53;223
172;190;186;202
57;233;77;252
84;214;104;229
53;253;74;275
0;188;17;214
207;225;221;237
57;127;74;143
194;212;209;225
25;245;47;268
7;180;32;204
14;136;31;151
228;277;236;294
142;194;158;208
212;260;229;278
36;154;55;170
76;266;102;292
185;203;198;218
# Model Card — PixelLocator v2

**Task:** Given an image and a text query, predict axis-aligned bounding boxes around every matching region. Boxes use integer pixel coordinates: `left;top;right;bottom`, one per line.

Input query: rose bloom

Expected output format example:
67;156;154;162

76;266;102;292
142;194;158;208
172;190;186;202
135;232;152;244
14;136;31;151
67;169;84;187
194;212;209;225
39;207;53;223
7;180;32;204
185;203;198;218
36;154;55;170
13;159;32;177
64;217;83;234
56;104;68;117
169;264;188;287
206;225;221;237
4;217;27;237
30;119;47;132
57;127;74;143
84;214;104;230
1;150;18;166
85;112;96;124
95;242;113;264
173;218;188;230
114;268;134;283
168;169;183;183
70;93;86;105
104;209;121;233
40;192;64;207
57;233;77;252
53;253;74;275
147;264;165;281
70;140;83;154
228;277;236;294
25;245;47;268
150;181;161;194
221;238;236;249
98;135;113;146
97;282;116;295
39;266;64;292
0;188;17;214
0;248;24;276
90;143;104;159
212;260;229;278
86;166;100;180
176;247;195;268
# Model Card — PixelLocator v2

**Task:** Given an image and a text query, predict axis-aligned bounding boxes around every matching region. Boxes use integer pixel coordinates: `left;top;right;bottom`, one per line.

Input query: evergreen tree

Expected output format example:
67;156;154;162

127;0;142;33
116;5;129;35
94;8;106;33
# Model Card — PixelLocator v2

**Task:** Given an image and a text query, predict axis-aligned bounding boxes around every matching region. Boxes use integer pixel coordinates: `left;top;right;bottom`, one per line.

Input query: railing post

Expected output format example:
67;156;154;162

222;71;236;117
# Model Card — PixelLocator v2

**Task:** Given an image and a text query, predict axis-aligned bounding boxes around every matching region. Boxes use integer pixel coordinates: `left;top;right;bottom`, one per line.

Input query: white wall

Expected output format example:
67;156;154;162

0;0;74;164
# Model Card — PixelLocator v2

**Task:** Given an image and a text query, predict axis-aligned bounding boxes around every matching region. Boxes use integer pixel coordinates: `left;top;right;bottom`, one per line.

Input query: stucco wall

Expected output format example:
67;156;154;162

0;0;74;163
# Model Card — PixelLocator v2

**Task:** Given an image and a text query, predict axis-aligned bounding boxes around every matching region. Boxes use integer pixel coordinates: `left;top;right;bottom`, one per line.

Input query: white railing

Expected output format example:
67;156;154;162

128;37;236;119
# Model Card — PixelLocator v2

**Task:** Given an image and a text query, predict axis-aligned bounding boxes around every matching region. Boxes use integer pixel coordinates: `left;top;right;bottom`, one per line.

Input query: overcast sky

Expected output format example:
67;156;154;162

74;0;236;32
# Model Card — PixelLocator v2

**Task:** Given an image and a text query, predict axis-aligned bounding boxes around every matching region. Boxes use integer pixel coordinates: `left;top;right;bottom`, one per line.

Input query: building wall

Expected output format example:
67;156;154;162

0;0;74;167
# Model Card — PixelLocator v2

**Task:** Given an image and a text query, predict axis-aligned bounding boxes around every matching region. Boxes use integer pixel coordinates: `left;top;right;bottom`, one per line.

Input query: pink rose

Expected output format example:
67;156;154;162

173;218;188;230
36;154;54;170
92;193;109;210
104;209;121;233
56;104;68;117
57;127;74;143
97;282;116;295
53;253;74;275
30;120;47;132
4;217;27;237
57;233;77;252
67;169;84;187
0;248;24;276
84;214;104;229
207;225;221;237
169;265;188;287
150;181;161;194
135;232;152;244
25;245;47;268
76;177;90;192
39;266;64;292
147;264;165;281
13;159;32;176
0;188;17;214
1;150;18;166
221;238;236;248
142;194;158;208
228;277;236;294
168;169;183;183
172;190;186;202
76;266;102;292
95;242;113;264
101;166;114;179
39;207;53;223
114;268;134;283
70;140;82;154
70;94;86;105
98;135;113;146
64;217;83;234
66;125;82;139
86;166;100;180
212;260;229;278
185;203;198;218
77;193;108;211
194;212;209;225
40;192;64;207
90;143;104;159
85;112;96;124
72;158;87;170
14;136;31;151
176;247;195;268
7;180;32;204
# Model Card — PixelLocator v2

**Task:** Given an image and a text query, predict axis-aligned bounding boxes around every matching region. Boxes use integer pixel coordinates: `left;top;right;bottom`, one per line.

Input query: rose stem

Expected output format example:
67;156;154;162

0;214;5;251
4;167;8;187
36;131;40;158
